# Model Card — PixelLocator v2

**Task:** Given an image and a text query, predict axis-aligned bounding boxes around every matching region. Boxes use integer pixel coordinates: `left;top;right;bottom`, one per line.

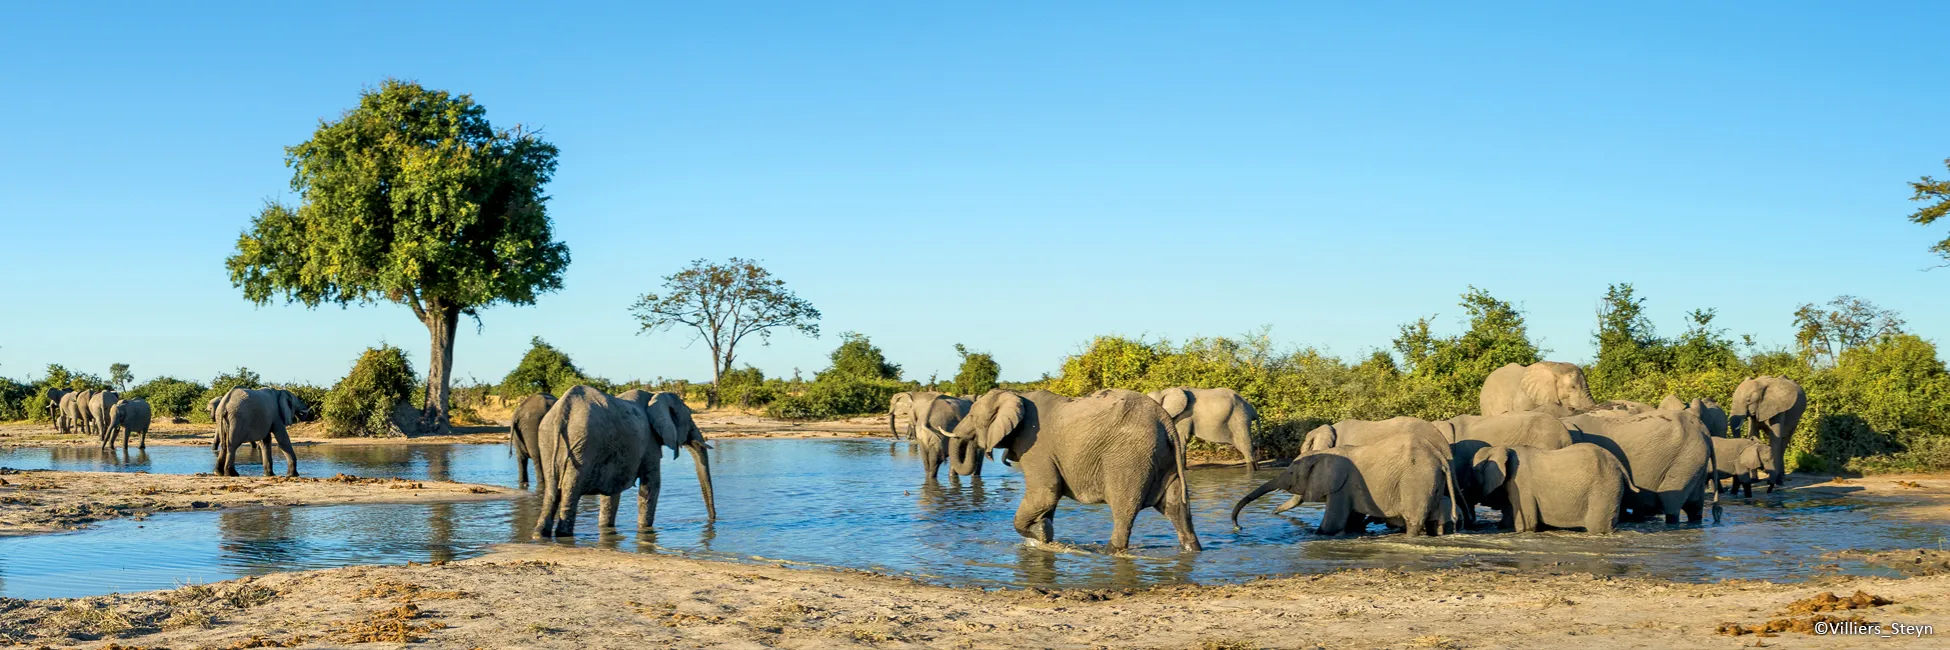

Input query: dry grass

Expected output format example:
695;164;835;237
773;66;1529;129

53;602;135;635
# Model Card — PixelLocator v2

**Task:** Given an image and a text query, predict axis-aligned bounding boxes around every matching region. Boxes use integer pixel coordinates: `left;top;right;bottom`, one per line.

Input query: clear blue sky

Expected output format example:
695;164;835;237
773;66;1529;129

3;2;1947;388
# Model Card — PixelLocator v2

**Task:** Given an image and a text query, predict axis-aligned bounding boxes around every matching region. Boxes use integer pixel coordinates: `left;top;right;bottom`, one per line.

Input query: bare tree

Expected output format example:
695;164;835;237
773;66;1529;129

631;258;820;407
1793;295;1905;366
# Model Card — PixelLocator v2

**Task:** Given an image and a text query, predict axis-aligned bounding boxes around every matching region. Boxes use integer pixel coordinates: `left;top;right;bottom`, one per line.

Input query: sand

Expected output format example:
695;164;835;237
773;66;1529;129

0;470;513;536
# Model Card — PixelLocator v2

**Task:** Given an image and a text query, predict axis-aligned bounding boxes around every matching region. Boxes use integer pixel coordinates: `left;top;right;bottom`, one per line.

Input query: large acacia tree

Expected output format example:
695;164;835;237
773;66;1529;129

632;258;820;407
227;80;569;434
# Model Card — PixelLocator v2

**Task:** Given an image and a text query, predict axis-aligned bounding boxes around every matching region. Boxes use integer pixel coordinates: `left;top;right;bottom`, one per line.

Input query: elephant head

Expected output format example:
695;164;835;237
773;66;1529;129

1299;424;1339;453
1686;398;1729;438
1728;377;1797;435
632;391;717;520
946;389;1033;461
1230;453;1348;529
273;389;305;428
888;392;915;439
1471;446;1513;496
1525;362;1596;415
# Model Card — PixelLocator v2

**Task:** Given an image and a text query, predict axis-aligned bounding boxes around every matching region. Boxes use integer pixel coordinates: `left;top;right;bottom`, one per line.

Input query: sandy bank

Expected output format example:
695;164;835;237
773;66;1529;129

0;470;514;536
0;543;1944;649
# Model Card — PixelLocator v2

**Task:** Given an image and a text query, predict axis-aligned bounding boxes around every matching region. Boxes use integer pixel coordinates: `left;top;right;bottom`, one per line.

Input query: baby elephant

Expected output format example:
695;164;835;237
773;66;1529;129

1711;436;1773;498
1233;434;1460;537
1472;443;1632;533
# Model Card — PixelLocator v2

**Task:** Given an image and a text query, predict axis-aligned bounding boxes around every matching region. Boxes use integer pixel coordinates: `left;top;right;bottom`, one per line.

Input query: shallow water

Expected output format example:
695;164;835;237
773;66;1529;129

1;440;1944;599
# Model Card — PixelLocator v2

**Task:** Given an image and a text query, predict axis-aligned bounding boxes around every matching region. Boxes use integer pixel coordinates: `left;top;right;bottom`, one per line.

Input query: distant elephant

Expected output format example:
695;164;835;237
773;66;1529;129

1728;376;1806;491
1232;434;1461;537
106;399;152;450
510;393;557;488
945;389;1199;553
70;390;98;436
1561;410;1719;523
1435;412;1575;524
88;391;120;443
533;387;716;536
57;391;85;435
43;388;71;432
888;391;946;440
1480;362;1597;417
1710;436;1773;498
1472;443;1631;533
1662;395;1730;438
1147;387;1260;471
215;388;304;477
911;394;981;478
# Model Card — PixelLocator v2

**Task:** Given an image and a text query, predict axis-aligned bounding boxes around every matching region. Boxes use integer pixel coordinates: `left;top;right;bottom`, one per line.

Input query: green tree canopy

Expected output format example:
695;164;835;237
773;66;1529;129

952;343;1001;396
1391;286;1541;406
498;337;593;398
226;79;569;434
108;363;132;392
823;332;900;381
1906;157;1950;262
325;344;419;437
631;258;820;407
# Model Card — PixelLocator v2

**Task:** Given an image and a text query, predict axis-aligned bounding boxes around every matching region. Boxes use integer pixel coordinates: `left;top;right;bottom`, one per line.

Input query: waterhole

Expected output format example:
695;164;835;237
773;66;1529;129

1;440;1943;598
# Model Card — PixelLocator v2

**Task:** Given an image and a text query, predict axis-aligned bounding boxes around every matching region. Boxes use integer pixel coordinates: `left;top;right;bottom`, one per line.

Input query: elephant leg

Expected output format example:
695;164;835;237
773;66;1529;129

1012;479;1063;546
598;494;620;529
1767;429;1789;489
1742;480;1753;499
637;461;662;530
535;472;562;537
1317;495;1351;535
1154;476;1200;552
273;427;299;477
260;437;276;476
138;428;146;450
556;486;586;537
1106;500;1141;555
516;447;531;488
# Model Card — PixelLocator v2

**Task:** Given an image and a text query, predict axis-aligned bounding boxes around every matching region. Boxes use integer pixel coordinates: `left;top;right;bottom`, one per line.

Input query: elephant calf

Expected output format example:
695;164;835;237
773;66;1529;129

1471;443;1631;534
1710;436;1773;498
1233;434;1461;537
105;399;153;450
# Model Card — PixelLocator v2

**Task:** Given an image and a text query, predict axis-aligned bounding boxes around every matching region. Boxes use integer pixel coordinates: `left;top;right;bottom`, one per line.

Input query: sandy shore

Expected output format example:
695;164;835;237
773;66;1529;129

0;470;514;536
0;542;1943;649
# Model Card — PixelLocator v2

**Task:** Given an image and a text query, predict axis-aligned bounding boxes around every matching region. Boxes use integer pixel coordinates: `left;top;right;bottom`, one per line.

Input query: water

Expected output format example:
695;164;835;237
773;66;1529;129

1;440;1944;599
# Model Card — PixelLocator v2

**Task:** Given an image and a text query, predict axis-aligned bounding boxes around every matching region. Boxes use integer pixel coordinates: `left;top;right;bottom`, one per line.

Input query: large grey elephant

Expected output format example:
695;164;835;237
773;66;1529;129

88;391;120;443
105;399;152;450
509;393;557;488
215;388;305;477
533;387;716;537
1479;362;1597;417
1728;376;1807;491
1710;436;1773;498
1299;416;1460;528
911;394;984;478
1472;443;1631;533
888;391;945;440
1562;410;1719;523
1434;412;1574;524
945;389;1199;553
44;388;71;432
1232;434;1461;537
1147;387;1259;471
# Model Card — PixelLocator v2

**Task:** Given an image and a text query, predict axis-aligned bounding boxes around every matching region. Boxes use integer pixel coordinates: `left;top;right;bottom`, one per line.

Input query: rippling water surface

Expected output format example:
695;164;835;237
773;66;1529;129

1;440;1944;599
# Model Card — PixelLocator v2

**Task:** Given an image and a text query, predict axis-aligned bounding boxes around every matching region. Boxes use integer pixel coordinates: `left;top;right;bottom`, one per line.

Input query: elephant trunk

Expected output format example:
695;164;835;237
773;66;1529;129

888;409;900;439
1231;475;1287;530
686;440;716;520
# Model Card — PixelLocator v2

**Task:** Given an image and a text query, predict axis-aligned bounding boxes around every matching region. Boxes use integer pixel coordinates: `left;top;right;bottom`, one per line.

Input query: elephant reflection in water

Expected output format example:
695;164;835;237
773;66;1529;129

218;507;298;566
917;474;990;515
1012;544;1196;589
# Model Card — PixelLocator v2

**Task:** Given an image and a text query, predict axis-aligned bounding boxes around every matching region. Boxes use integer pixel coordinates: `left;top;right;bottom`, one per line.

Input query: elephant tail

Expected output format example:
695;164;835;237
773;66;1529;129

1165;415;1191;522
1443;459;1463;532
1704;432;1722;523
552;400;583;470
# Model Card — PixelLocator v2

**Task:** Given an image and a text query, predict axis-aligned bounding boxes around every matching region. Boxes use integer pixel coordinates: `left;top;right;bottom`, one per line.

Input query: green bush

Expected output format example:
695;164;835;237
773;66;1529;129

0;378;33;421
195;368;264;423
271;382;329;421
952;344;1000;396
124;377;210;419
499;337;605;398
765;377;911;420
323;345;417;437
717;366;780;408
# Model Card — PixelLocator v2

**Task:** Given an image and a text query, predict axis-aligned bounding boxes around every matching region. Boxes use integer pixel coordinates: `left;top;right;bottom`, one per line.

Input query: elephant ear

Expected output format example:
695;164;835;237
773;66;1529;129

1659;394;1684;411
1473;446;1510;494
1300;455;1349;501
644;395;686;452
1754;379;1803;423
276;391;297;426
979;393;1028;451
1520;365;1558;408
1155;388;1191;418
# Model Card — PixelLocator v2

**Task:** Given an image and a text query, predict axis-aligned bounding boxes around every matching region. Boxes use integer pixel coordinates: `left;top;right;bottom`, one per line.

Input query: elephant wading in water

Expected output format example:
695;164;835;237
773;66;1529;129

105;399;152;450
534;387;716;537
44;388;71;433
1480;361;1597;417
912;395;986;478
888;391;945;440
945;389;1199;553
510;393;557;488
58;391;86;436
1232;434;1462;537
69;390;98;437
1471;443;1633;533
1434;412;1575;525
1147;387;1259;471
215;388;305;477
1562;410;1720;523
88;390;121;444
1710;436;1775;498
1728;376;1807;492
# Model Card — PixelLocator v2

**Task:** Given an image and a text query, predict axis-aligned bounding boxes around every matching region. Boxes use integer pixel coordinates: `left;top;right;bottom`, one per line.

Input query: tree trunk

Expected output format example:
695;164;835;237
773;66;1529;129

706;357;723;409
421;303;459;436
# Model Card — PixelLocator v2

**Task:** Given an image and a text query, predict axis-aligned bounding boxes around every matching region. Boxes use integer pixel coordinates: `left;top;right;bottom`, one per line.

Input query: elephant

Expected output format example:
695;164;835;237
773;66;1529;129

1728;376;1807;491
1582;399;1655;416
44;388;71;432
70;390;98;436
105;399;152;450
88;391;120;443
888;391;946;440
214;388;305;477
1232;434;1462;537
57;391;86;435
911;394;985;478
510;393;557;488
1710;436;1774;498
1299;416;1459;528
533;387;716;537
1472;443;1632;533
944;389;1199;553
1479;361;1597;417
1434;412;1575;524
1147;387;1260;471
1561;410;1719;523
1661;395;1730;438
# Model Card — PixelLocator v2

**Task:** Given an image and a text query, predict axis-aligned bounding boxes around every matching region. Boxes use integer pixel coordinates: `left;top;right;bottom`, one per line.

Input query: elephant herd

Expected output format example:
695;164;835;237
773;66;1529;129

43;387;151;450
873;365;1807;551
